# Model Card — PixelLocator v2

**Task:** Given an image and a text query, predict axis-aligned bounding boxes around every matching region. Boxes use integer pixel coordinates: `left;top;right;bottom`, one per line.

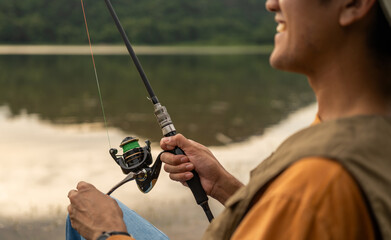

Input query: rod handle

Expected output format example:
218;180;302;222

172;147;209;205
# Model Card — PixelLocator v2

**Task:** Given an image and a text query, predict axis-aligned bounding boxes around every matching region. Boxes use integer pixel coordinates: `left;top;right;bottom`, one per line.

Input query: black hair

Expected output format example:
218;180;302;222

369;2;391;60
369;3;391;97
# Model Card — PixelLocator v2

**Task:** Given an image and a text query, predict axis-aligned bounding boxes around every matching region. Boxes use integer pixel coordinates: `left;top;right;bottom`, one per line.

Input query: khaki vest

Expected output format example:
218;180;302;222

203;115;391;240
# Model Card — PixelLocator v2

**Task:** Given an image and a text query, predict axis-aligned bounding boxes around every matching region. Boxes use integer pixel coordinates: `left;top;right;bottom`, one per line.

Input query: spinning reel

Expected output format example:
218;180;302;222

107;137;162;195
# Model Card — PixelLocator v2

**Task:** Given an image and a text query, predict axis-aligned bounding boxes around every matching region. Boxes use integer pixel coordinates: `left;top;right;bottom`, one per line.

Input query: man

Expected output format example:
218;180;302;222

67;0;391;239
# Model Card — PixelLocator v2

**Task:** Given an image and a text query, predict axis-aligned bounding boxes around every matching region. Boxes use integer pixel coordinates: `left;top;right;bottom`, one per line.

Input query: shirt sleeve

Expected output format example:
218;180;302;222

107;235;135;240
231;157;375;240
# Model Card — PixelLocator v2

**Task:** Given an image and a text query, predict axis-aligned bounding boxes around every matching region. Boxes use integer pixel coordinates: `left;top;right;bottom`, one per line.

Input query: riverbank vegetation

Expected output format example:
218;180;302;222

0;0;275;45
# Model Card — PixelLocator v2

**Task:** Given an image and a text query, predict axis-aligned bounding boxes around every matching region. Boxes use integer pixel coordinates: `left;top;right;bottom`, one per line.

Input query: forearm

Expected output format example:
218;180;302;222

211;170;244;205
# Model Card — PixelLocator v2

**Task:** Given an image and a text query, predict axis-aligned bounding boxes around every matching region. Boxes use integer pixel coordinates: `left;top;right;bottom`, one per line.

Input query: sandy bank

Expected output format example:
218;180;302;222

0;45;272;55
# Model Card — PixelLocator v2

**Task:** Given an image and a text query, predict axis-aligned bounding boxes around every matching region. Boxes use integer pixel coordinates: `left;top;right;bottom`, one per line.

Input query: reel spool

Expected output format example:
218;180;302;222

109;137;162;194
110;137;152;174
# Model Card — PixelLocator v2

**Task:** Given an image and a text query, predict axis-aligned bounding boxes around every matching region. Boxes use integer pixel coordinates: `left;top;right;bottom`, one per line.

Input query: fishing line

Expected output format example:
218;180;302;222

80;0;112;148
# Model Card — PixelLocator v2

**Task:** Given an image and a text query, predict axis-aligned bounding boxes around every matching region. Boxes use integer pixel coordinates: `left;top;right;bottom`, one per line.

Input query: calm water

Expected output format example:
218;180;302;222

0;54;314;146
0;53;316;240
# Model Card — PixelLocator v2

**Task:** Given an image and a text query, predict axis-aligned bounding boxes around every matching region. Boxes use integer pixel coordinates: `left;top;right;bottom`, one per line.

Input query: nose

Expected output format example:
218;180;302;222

265;0;279;12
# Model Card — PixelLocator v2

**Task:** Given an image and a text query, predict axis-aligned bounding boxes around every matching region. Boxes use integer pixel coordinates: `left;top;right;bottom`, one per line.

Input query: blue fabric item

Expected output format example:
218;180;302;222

66;199;169;240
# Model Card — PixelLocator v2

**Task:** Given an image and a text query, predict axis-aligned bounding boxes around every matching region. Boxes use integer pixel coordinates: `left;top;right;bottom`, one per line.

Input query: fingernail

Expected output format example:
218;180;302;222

164;137;171;143
185;173;193;179
180;157;188;163
185;164;193;170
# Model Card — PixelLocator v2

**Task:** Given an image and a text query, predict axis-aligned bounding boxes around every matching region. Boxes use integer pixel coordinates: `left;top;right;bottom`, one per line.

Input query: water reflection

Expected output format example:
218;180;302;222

0;54;314;146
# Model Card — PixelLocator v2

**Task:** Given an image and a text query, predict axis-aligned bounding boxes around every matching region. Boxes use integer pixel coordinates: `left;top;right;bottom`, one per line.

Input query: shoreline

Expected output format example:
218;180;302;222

0;45;272;55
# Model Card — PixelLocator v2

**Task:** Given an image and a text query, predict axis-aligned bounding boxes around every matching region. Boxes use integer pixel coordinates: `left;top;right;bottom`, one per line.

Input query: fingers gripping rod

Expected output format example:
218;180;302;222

104;0;214;222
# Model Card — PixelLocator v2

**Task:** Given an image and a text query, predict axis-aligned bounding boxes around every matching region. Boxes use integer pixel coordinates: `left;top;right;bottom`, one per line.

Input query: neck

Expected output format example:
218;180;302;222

308;46;391;121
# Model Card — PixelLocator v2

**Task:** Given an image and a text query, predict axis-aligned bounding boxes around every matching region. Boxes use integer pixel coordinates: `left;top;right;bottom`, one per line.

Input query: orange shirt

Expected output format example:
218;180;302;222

107;236;134;240
231;157;375;239
231;116;374;239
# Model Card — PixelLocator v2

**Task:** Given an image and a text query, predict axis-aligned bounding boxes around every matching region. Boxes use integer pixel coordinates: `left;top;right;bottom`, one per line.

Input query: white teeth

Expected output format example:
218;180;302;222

276;23;286;33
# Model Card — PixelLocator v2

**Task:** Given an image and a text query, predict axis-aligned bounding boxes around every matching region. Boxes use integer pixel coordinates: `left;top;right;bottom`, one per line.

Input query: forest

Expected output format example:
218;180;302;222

0;0;275;45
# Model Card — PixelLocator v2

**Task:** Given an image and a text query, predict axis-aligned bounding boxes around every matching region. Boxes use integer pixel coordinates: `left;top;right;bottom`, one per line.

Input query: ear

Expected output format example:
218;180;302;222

339;0;376;26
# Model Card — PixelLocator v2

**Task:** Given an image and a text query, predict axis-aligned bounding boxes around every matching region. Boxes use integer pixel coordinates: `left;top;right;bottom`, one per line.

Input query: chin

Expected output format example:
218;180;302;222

269;48;306;74
269;49;288;70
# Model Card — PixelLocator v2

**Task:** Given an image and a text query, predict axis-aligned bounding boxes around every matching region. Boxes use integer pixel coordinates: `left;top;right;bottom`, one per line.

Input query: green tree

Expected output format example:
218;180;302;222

0;0;275;45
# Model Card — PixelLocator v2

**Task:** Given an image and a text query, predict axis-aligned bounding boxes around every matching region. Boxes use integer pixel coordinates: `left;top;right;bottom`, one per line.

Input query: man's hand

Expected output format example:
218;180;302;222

160;134;243;204
68;181;127;240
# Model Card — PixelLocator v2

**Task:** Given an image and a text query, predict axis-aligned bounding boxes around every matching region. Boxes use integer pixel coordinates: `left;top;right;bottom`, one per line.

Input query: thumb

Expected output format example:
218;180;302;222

160;134;192;151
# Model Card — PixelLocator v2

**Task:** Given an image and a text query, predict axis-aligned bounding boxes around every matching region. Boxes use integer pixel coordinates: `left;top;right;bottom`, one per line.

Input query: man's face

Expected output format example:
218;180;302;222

266;0;341;75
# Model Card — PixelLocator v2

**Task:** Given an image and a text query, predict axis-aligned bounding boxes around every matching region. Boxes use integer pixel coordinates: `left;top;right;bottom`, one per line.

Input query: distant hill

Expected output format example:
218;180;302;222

0;0;275;45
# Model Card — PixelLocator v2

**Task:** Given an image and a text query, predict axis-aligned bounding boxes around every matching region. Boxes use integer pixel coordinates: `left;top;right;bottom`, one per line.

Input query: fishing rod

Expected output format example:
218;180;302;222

103;0;214;222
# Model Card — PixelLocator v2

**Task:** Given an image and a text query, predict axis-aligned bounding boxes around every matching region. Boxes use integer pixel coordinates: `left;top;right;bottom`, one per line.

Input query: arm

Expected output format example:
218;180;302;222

160;134;243;204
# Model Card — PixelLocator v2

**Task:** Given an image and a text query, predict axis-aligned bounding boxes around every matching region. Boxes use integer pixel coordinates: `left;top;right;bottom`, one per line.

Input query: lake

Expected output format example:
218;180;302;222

0;50;314;146
0;48;316;240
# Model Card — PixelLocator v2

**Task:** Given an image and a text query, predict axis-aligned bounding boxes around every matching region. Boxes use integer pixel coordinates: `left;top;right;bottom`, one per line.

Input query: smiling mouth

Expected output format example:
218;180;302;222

276;22;286;33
